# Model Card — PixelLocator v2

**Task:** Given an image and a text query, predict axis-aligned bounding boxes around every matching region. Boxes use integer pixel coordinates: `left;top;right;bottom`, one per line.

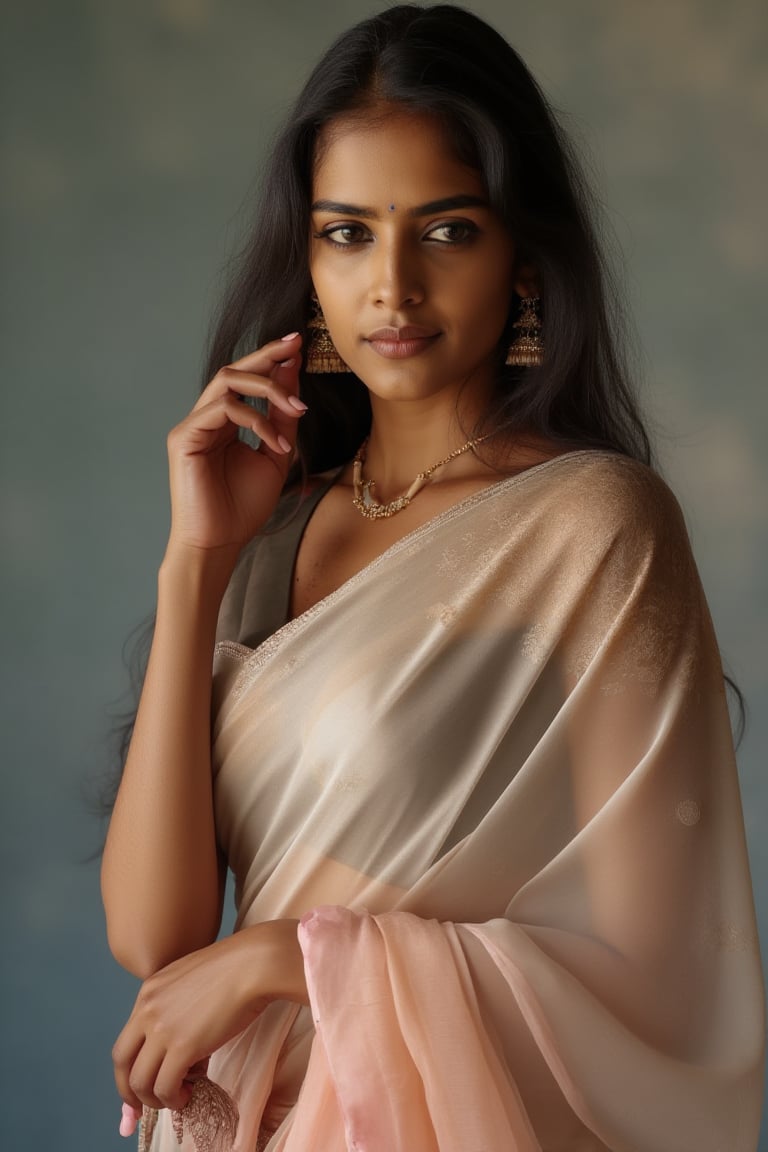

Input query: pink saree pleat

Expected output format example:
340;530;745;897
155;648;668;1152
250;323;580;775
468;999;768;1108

294;907;541;1151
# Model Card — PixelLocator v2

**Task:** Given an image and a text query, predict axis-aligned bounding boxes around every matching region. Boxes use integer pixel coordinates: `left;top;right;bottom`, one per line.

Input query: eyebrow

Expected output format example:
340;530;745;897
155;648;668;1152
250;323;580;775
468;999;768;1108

310;195;489;218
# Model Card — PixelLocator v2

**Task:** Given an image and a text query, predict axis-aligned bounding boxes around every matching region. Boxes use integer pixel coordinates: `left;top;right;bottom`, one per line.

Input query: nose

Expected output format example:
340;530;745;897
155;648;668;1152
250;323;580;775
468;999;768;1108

368;233;425;309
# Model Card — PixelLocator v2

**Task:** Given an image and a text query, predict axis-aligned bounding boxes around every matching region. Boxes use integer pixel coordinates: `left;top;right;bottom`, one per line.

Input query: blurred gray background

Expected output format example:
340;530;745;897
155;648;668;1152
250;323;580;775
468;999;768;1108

1;1;765;1148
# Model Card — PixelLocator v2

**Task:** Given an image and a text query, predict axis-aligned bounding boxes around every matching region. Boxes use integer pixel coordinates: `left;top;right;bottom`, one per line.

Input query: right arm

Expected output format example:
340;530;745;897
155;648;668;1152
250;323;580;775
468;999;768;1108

101;333;306;977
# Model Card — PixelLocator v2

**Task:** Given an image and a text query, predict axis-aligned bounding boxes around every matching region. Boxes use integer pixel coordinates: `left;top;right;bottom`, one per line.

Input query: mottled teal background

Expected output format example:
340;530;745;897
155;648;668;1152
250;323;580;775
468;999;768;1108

1;1;765;1148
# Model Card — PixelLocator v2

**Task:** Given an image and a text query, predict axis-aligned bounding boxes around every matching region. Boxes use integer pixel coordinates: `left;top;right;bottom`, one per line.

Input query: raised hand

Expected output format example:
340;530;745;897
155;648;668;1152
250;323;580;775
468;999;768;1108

165;333;306;556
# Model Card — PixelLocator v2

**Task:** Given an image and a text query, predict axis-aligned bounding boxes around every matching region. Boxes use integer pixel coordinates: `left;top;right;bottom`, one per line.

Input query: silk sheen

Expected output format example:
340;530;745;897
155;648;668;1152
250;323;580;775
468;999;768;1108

148;451;764;1151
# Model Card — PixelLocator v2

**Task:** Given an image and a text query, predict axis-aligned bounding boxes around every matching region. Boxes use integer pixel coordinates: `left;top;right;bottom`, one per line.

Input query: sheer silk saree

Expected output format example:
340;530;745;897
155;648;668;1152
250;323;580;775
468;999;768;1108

148;451;764;1151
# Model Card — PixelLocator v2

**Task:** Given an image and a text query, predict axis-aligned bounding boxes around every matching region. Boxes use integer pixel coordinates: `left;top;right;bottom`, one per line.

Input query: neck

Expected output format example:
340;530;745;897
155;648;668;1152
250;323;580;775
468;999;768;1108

360;396;487;501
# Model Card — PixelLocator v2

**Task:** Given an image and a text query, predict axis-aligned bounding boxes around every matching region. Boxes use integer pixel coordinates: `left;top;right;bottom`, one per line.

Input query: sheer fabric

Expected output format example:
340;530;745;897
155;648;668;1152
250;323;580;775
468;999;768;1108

148;451;764;1151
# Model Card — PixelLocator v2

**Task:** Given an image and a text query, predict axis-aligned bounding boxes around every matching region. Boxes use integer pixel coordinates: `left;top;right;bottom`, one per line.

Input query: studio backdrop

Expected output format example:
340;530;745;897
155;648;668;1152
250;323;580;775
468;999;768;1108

1;2;765;1149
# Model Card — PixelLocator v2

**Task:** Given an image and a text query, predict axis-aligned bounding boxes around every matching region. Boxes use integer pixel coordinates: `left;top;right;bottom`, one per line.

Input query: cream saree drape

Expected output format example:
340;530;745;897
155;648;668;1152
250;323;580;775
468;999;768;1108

148;450;764;1151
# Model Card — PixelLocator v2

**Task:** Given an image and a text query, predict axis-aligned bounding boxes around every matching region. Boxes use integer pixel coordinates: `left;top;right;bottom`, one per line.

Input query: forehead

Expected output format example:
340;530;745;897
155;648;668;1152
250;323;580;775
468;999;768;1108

312;111;485;204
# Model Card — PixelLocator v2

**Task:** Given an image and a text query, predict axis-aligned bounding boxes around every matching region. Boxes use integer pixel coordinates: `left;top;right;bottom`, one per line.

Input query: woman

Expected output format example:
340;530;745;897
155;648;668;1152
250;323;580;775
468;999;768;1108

101;5;765;1150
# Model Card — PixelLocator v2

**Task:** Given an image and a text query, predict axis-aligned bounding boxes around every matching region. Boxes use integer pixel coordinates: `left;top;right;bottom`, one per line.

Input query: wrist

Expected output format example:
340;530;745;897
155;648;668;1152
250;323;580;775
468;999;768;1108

159;542;239;601
239;920;308;1007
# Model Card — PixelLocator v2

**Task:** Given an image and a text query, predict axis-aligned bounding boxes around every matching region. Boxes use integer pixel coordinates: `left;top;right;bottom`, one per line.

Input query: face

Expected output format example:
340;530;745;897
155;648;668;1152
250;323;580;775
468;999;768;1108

309;110;520;411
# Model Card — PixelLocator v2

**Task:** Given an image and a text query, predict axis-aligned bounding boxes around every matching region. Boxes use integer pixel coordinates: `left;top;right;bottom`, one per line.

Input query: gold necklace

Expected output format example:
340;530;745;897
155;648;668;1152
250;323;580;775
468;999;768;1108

352;435;488;520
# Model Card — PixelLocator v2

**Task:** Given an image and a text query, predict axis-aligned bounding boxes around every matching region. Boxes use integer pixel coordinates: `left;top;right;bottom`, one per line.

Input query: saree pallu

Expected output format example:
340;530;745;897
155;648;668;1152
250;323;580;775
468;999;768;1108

148;451;764;1151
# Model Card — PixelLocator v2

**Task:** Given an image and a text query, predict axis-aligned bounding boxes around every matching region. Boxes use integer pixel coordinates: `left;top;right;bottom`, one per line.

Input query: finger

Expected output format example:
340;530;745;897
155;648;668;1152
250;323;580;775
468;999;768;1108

119;1102;141;1138
172;393;297;457
263;354;305;454
232;353;305;469
197;330;304;406
270;350;304;403
194;333;304;409
194;365;305;418
230;331;302;373
152;1051;197;1112
125;1041;168;1112
185;1057;210;1082
113;1027;147;1112
257;361;306;465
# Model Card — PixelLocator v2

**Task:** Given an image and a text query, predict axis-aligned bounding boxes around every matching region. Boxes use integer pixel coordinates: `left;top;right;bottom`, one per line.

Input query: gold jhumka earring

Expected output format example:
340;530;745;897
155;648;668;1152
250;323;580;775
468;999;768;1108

305;297;351;373
505;295;544;367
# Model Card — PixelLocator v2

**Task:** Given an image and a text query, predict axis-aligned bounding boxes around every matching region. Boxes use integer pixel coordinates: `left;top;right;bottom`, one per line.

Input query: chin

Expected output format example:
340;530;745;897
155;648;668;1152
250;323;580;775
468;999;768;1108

357;356;491;407
354;369;451;404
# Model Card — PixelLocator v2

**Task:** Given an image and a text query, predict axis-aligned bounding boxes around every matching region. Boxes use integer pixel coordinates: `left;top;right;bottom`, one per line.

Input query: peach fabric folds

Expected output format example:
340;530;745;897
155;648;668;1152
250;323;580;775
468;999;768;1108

148;451;764;1151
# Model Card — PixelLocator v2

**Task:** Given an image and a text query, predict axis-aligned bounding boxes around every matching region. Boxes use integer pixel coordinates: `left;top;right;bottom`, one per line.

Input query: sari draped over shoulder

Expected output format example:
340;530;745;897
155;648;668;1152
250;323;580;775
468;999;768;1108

148;451;764;1152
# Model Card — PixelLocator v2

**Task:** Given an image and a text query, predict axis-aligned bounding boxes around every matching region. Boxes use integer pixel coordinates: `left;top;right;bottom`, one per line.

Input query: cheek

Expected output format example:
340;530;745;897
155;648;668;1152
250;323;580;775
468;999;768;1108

455;263;514;338
310;254;357;319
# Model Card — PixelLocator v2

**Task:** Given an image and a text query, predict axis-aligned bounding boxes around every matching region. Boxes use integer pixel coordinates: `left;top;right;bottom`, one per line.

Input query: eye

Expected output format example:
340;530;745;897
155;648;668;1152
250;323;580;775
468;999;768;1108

314;223;371;248
424;220;479;244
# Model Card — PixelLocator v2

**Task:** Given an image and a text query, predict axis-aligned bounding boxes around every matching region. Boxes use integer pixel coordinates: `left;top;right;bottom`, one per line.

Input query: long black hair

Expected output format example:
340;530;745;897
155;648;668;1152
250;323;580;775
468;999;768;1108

205;3;651;477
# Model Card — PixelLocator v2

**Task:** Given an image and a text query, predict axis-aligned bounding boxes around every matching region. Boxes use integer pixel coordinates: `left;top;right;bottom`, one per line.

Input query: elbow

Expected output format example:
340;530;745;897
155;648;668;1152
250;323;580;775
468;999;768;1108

101;869;223;977
101;887;169;977
105;921;174;979
103;911;220;978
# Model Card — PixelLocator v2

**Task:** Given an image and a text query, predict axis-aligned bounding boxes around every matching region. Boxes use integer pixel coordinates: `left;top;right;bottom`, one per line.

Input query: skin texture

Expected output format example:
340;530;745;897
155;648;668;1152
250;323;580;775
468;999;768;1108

112;920;307;1113
311;113;517;415
105;107;554;1117
292;109;552;620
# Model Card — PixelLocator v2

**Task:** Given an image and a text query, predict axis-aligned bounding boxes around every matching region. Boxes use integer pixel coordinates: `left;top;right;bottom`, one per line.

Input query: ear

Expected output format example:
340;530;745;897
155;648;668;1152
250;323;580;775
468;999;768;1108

513;263;538;299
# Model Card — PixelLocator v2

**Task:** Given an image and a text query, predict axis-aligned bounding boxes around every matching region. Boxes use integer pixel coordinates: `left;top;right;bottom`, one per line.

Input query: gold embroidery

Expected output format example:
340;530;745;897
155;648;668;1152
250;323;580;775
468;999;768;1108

177;1077;238;1151
255;1127;274;1152
139;1079;238;1152
521;622;550;665
437;546;462;576
676;799;701;826
278;654;299;680
311;759;364;794
215;641;252;662
427;602;457;627
138;1107;158;1152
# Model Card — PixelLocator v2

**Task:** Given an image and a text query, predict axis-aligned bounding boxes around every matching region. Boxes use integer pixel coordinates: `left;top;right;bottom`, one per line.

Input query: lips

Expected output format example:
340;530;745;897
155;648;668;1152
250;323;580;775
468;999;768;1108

365;325;440;359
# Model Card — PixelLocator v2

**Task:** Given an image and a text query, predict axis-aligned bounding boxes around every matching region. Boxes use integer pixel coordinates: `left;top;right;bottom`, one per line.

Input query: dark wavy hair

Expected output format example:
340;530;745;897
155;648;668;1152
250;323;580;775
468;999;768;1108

205;2;651;477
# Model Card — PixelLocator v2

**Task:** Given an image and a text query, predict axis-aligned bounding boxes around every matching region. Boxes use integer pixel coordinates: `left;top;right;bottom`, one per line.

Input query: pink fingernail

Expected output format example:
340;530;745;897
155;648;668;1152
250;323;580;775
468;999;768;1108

281;332;299;341
277;434;292;453
279;357;296;368
288;395;308;411
119;1102;139;1137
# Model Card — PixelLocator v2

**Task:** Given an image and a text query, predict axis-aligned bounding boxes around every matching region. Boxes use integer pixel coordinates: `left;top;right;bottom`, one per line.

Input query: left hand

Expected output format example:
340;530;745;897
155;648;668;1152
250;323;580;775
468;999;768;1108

112;919;306;1113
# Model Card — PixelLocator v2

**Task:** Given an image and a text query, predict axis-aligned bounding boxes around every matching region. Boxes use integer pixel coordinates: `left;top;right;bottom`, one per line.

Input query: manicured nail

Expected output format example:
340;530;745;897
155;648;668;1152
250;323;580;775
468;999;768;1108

287;395;308;411
281;332;299;341
279;357;296;368
277;434;292;453
119;1103;139;1137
